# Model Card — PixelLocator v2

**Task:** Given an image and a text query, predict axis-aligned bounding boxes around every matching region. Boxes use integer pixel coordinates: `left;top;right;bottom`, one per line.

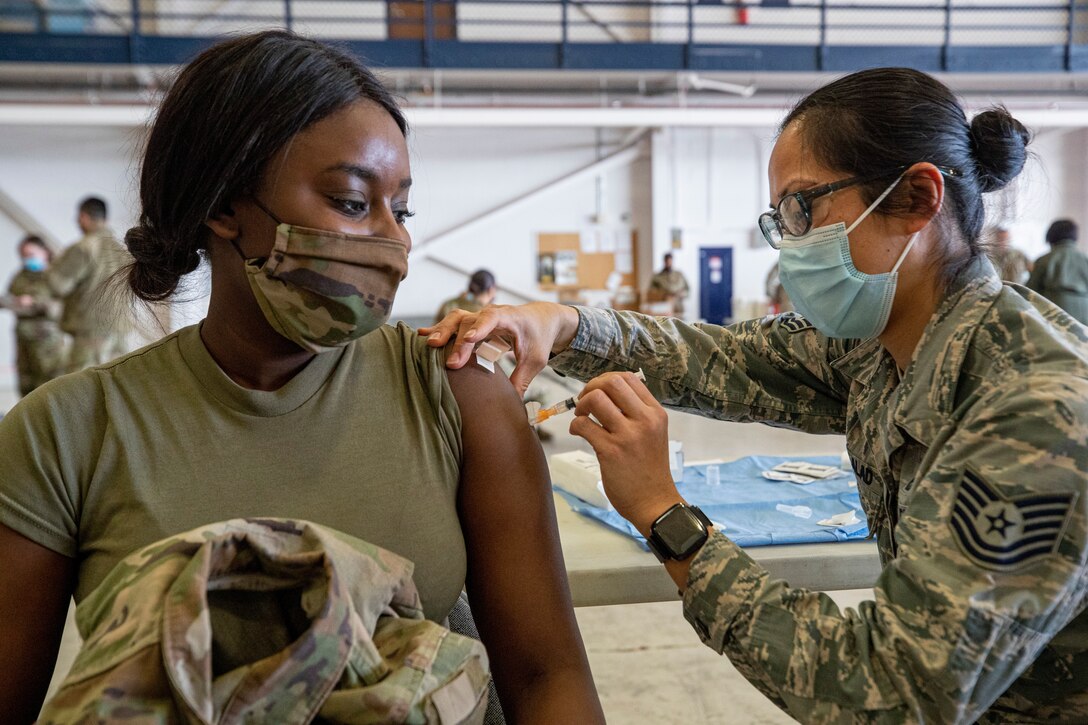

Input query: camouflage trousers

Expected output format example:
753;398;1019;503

66;332;128;374
15;332;65;397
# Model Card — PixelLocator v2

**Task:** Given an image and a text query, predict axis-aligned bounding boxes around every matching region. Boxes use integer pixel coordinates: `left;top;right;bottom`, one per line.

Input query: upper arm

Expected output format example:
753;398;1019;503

901;373;1087;601
0;377;102;555
446;360;600;720
877;374;1088;716
0;523;75;724
0;379;104;722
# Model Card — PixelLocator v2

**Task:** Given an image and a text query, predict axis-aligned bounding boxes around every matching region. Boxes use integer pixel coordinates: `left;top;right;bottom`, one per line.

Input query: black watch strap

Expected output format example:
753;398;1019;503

646;503;712;562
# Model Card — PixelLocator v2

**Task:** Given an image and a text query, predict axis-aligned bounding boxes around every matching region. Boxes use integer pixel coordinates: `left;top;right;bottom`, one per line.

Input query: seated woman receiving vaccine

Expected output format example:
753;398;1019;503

0;31;603;724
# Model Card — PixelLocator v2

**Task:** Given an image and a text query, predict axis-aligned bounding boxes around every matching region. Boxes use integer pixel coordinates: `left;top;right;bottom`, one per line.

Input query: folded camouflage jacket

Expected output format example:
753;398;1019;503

39;518;490;724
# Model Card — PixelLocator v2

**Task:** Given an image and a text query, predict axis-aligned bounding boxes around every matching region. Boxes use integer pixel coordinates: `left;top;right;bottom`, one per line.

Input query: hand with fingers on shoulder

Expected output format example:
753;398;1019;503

569;371;684;531
419;301;581;396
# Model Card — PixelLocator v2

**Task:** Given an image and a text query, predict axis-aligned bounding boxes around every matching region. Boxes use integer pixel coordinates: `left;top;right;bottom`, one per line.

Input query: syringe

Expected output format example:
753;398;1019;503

528;369;645;426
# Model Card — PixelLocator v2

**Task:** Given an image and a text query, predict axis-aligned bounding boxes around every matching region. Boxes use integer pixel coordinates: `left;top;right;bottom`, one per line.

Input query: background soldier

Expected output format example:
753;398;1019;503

1027;218;1088;324
48;196;132;373
2;235;64;396
647;252;689;316
986;225;1032;283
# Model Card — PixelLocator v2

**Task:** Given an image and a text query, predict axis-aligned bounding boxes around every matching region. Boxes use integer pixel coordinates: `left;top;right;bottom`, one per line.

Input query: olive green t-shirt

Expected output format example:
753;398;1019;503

0;322;465;621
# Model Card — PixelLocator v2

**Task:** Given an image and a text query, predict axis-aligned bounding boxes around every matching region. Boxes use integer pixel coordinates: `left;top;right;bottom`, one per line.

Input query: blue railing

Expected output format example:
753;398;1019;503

1;0;1087;71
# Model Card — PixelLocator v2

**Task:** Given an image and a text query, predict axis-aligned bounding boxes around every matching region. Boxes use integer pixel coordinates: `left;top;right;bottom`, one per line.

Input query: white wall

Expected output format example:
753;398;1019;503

0;113;1084;391
1001;128;1088;260
398;126;652;319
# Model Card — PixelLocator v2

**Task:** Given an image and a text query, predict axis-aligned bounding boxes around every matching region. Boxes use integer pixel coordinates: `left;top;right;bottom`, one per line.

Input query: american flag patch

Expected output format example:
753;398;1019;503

950;469;1074;572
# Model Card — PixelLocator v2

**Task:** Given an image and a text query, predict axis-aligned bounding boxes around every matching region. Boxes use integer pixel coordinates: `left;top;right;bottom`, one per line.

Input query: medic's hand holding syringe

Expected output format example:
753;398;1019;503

525;369;646;426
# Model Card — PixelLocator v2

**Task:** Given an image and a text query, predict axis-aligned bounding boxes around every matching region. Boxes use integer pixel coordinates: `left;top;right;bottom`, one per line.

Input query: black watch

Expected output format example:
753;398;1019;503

646;503;712;562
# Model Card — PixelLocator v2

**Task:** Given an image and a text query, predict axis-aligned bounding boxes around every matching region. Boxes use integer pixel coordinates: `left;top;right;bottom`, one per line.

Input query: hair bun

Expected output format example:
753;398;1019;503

123;223;159;263
124;222;202;302
969;107;1031;193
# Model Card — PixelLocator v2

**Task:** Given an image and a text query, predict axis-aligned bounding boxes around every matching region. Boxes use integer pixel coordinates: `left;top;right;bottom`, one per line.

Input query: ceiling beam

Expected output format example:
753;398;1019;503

4;102;1088;129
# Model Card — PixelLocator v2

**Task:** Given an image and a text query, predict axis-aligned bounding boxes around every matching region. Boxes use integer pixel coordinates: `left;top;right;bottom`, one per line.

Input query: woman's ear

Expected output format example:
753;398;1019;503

903;162;944;233
204;204;240;241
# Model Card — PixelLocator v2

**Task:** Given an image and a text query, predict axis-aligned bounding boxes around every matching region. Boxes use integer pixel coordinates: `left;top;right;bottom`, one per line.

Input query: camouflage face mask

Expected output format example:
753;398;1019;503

234;208;409;354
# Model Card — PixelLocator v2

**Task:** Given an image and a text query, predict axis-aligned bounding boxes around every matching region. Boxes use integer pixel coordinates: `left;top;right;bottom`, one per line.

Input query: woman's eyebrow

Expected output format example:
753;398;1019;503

325;163;413;190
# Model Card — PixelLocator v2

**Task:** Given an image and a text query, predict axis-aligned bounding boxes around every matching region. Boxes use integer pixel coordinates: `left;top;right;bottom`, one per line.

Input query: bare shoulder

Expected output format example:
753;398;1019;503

445;356;534;446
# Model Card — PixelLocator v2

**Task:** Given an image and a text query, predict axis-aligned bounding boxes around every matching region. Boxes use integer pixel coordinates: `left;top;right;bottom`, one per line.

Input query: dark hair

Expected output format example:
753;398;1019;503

1047;219;1078;245
79;197;108;220
663;253;673;261
781;67;1031;289
125;30;408;302
468;269;496;295
18;234;52;261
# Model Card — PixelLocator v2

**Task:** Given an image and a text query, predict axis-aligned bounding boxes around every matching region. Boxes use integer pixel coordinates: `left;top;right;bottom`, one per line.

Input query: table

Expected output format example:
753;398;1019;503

555;492;882;607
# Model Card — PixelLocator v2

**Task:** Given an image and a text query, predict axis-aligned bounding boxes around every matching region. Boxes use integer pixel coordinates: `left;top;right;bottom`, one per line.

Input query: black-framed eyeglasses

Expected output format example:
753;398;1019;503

757;165;960;249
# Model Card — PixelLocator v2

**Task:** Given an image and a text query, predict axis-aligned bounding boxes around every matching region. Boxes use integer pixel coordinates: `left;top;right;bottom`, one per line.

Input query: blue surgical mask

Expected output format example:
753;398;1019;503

777;176;917;339
23;257;46;272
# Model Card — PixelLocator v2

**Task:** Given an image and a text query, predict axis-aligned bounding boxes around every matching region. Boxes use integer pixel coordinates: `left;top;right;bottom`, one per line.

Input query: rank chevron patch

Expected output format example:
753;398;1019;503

777;313;814;334
950;469;1075;572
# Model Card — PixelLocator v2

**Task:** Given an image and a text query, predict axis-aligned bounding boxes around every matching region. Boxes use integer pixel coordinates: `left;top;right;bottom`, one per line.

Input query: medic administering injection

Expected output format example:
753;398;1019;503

527;369;645;426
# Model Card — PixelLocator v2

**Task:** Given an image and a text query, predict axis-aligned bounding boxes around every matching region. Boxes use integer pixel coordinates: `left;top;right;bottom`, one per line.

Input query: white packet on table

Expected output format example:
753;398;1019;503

762;470;816;484
818;510;861;527
776;503;813;519
772;461;845;479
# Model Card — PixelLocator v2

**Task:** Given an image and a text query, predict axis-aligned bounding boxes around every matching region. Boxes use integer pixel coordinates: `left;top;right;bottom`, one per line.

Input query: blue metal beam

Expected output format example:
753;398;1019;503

0;33;133;64
0;32;1081;74
947;45;1067;72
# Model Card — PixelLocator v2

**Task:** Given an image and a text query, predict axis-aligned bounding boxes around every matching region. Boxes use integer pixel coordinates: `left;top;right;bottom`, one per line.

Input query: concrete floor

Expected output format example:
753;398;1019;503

5;372;875;723
576;592;870;724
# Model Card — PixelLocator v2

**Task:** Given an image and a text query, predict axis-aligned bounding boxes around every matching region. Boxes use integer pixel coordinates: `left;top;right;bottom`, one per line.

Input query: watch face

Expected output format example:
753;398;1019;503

656;507;707;557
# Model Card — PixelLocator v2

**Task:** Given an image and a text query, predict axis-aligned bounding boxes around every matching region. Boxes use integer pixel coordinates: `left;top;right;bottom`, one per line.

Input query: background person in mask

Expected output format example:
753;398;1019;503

435;268;497;325
0;31;603;724
2;235;64;397
425;67;1088;723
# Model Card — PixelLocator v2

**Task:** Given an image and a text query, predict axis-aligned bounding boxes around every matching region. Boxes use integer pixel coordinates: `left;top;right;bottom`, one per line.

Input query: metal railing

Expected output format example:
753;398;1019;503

1;0;1086;71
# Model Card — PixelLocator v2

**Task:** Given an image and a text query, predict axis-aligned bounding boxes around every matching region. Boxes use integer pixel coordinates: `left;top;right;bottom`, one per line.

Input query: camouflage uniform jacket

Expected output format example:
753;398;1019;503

550;256;1088;723
39;518;491;725
5;267;61;340
47;227;130;336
